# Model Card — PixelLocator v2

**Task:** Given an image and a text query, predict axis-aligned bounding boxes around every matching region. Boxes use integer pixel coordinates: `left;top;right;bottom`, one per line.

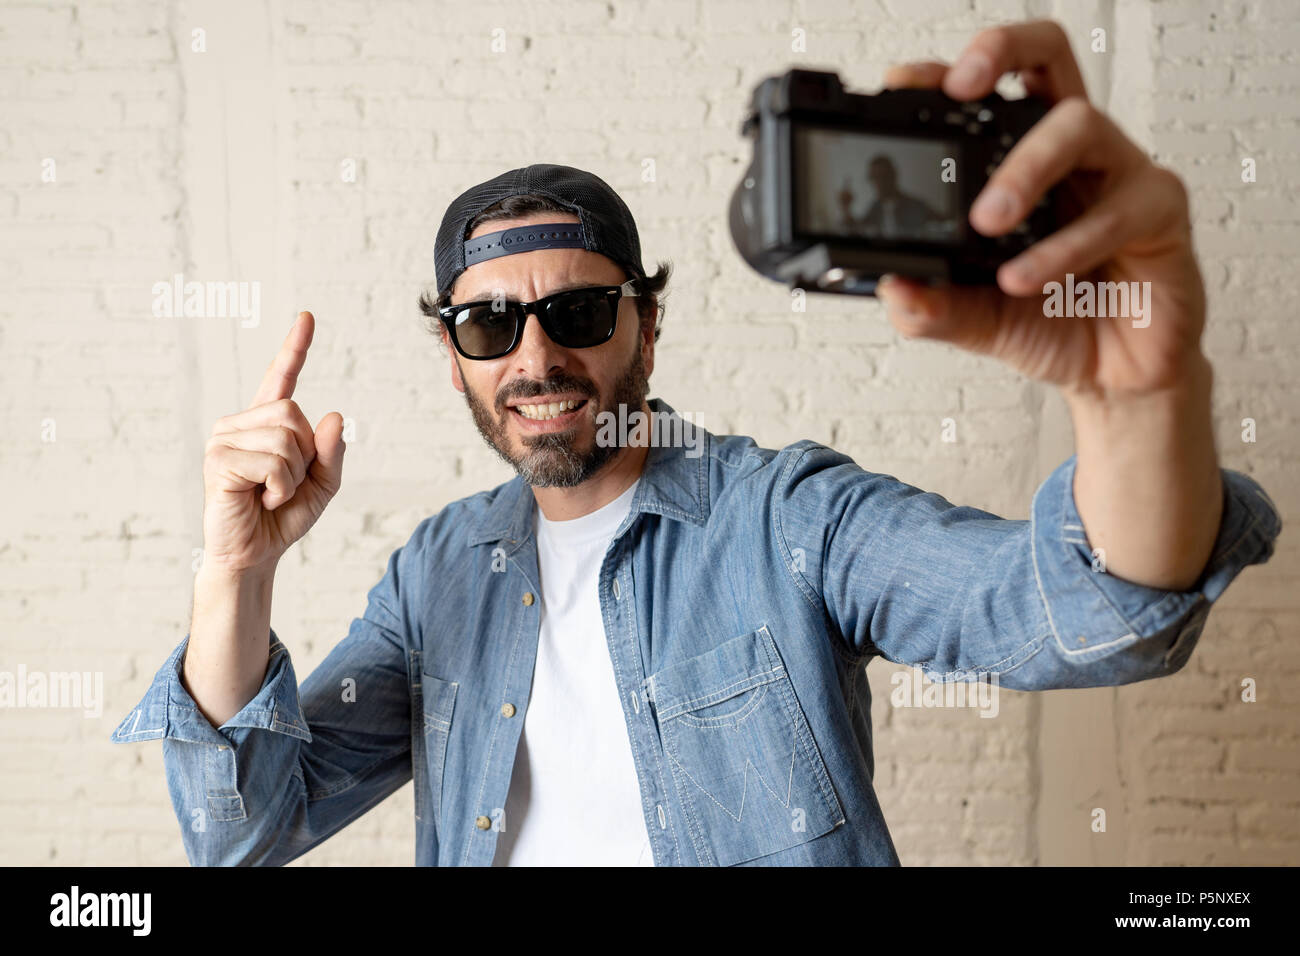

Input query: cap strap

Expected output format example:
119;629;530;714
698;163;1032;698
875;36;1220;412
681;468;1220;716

462;222;587;268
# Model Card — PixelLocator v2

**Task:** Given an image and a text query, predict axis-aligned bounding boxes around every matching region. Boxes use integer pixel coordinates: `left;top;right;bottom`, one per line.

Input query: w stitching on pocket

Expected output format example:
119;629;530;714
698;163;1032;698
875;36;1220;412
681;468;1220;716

656;624;845;864
667;727;799;824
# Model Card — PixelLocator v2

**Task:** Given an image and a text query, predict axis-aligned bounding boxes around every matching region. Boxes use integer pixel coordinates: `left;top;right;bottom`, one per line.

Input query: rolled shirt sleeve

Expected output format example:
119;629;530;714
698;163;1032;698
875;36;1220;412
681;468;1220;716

110;630;320;862
111;631;310;751
110;520;430;865
775;442;1282;690
1032;454;1282;680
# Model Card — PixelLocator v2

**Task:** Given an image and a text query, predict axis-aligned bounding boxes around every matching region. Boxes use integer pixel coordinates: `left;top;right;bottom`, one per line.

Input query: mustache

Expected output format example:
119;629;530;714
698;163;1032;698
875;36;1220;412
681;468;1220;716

498;381;594;409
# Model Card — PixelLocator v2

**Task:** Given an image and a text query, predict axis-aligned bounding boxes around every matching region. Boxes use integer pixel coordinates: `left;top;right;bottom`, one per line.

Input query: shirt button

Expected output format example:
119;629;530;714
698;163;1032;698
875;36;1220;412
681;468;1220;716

475;815;492;830
501;702;516;718
522;591;535;606
612;578;621;599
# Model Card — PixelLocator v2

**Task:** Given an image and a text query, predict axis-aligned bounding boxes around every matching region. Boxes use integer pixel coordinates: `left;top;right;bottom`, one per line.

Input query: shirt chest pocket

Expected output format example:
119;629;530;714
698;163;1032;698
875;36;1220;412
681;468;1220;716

415;667;458;833
647;624;844;866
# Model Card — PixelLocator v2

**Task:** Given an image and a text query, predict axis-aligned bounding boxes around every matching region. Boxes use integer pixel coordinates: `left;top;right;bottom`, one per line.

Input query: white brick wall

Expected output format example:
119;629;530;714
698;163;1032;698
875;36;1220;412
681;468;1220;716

1;0;1295;866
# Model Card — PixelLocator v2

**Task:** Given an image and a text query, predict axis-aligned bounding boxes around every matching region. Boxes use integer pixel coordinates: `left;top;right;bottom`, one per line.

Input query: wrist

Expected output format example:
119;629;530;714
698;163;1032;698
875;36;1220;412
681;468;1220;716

1065;348;1218;501
195;559;277;599
1062;349;1213;414
1064;348;1223;590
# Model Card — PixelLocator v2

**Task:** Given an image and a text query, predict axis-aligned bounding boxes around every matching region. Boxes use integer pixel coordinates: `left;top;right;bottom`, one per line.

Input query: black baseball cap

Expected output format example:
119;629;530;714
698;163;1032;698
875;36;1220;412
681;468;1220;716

434;163;646;300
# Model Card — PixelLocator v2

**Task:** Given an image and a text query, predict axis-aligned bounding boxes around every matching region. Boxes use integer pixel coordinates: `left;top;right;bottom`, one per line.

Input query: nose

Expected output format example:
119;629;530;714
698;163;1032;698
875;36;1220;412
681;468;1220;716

512;310;568;376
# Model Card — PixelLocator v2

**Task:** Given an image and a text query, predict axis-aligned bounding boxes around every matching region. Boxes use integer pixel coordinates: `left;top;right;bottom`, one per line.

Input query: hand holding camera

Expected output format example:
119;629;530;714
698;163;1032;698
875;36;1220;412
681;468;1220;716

731;19;1206;399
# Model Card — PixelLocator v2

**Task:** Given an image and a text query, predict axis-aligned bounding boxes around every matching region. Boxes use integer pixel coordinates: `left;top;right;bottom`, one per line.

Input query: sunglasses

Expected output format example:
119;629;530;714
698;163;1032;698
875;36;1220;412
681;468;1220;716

438;279;640;360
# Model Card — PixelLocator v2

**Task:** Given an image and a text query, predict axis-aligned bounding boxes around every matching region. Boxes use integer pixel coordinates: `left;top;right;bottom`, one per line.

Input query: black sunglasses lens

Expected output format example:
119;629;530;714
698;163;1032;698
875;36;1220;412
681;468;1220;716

449;304;518;358
544;290;617;347
446;288;620;357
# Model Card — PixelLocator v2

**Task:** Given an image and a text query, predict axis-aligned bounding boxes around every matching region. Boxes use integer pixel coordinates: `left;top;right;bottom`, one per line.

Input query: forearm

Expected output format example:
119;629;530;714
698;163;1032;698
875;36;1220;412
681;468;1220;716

1063;349;1222;591
181;563;277;728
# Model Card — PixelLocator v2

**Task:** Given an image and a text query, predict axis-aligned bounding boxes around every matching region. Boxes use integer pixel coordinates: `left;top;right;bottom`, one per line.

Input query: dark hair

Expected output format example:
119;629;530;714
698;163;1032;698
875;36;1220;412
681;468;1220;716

418;193;673;345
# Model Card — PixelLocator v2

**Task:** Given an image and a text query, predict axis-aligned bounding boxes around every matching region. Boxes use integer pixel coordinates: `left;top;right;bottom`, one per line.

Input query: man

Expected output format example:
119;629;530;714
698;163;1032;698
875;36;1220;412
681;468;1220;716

838;154;944;238
114;21;1280;866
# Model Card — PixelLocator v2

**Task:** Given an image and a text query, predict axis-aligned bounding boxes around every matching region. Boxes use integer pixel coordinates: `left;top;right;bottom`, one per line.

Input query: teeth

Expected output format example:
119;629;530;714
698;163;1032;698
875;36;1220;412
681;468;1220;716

515;399;582;421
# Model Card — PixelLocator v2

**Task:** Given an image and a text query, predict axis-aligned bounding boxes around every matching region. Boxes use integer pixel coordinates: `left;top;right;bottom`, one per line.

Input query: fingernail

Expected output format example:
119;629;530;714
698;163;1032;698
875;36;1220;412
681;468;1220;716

946;52;993;92
877;273;898;291
971;185;1017;226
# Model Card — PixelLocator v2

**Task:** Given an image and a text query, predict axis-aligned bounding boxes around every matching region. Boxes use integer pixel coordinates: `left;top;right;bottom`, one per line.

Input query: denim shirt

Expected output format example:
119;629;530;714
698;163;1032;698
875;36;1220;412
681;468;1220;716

112;397;1282;866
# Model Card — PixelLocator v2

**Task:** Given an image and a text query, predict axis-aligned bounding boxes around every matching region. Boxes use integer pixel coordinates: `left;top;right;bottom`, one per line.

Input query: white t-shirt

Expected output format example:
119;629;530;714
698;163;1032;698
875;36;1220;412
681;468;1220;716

493;479;654;866
881;198;898;237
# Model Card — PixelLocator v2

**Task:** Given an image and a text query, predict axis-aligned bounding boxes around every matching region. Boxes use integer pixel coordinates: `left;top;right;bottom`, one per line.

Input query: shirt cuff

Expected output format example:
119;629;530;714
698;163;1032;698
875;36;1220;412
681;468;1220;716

1031;455;1282;663
109;628;312;747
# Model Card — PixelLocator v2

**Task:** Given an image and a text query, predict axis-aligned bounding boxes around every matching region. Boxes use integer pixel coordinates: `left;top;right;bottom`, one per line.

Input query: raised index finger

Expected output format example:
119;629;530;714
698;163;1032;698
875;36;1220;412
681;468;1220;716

942;19;1088;105
249;311;314;409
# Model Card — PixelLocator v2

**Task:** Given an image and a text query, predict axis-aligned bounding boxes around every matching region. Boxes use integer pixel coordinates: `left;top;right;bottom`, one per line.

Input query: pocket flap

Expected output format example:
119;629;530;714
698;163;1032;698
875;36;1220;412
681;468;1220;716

648;625;786;721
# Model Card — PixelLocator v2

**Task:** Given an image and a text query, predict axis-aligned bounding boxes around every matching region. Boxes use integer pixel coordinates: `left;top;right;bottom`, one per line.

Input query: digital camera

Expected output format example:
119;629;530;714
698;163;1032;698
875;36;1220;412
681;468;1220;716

728;68;1061;296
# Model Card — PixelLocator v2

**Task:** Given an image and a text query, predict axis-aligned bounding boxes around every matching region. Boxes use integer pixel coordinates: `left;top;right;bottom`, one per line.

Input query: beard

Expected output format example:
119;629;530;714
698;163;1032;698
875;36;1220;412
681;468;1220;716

459;343;650;488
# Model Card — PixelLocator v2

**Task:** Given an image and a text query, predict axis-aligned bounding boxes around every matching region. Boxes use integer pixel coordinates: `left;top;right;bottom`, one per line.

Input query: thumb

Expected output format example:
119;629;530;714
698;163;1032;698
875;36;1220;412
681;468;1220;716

309;412;346;496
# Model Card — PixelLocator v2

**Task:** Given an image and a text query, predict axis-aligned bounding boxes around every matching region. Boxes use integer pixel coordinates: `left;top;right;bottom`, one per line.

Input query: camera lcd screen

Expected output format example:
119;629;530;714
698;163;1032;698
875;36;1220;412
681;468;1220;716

794;126;963;244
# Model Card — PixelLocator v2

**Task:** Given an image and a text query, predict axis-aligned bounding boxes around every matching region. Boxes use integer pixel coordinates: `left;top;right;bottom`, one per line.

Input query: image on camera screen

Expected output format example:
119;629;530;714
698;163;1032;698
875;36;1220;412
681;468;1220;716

794;127;962;244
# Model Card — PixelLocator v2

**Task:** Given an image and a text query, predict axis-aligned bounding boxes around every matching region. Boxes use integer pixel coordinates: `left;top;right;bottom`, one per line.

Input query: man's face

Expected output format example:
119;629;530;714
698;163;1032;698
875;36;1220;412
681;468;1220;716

868;158;897;196
442;213;654;488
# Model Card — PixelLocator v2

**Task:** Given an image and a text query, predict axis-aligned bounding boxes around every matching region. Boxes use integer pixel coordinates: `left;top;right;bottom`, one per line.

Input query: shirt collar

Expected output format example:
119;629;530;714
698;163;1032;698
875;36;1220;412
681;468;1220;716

466;396;711;549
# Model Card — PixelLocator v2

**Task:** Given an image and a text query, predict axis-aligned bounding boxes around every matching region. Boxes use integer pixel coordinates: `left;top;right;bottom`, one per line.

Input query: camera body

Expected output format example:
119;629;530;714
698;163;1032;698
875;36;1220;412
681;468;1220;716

728;68;1060;296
